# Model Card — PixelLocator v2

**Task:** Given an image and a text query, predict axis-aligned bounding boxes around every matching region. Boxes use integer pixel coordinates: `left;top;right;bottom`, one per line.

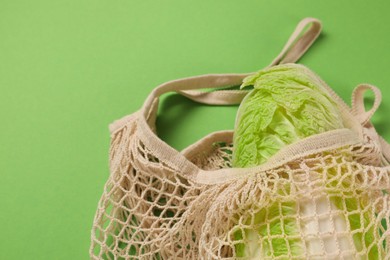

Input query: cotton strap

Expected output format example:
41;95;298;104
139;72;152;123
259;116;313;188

351;84;382;126
270;17;322;66
141;18;322;116
164;18;322;107
350;84;390;164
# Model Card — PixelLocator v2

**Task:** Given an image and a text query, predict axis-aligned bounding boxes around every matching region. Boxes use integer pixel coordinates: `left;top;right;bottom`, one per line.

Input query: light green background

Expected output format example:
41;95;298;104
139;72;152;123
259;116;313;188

1;1;389;259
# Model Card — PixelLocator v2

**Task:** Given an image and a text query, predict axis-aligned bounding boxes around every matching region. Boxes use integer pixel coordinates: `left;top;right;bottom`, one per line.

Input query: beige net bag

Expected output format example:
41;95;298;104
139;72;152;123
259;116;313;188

90;18;390;259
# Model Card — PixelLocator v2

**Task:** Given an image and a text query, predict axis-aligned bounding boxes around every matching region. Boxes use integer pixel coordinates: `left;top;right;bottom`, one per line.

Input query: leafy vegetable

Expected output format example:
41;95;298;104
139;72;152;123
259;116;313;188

232;64;382;258
233;64;343;167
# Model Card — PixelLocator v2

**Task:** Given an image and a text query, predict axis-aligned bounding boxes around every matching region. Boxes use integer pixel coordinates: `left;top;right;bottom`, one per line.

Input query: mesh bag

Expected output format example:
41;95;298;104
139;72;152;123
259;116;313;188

90;18;390;259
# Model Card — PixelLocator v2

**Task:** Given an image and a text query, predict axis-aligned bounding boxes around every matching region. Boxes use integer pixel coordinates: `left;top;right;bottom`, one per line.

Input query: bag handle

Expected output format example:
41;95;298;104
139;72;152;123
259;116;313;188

350;84;390;164
176;18;322;105
141;73;250;119
141;17;323;117
351;84;382;126
270;17;322;66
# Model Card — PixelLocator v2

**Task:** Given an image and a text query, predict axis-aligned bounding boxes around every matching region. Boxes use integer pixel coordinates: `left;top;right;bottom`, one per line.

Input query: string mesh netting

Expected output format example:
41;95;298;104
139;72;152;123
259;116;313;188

90;115;390;259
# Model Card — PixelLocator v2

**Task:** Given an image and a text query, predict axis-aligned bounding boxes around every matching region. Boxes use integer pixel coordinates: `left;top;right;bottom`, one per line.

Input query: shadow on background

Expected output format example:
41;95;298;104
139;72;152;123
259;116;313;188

373;101;389;140
155;94;200;150
362;96;389;142
155;93;238;151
